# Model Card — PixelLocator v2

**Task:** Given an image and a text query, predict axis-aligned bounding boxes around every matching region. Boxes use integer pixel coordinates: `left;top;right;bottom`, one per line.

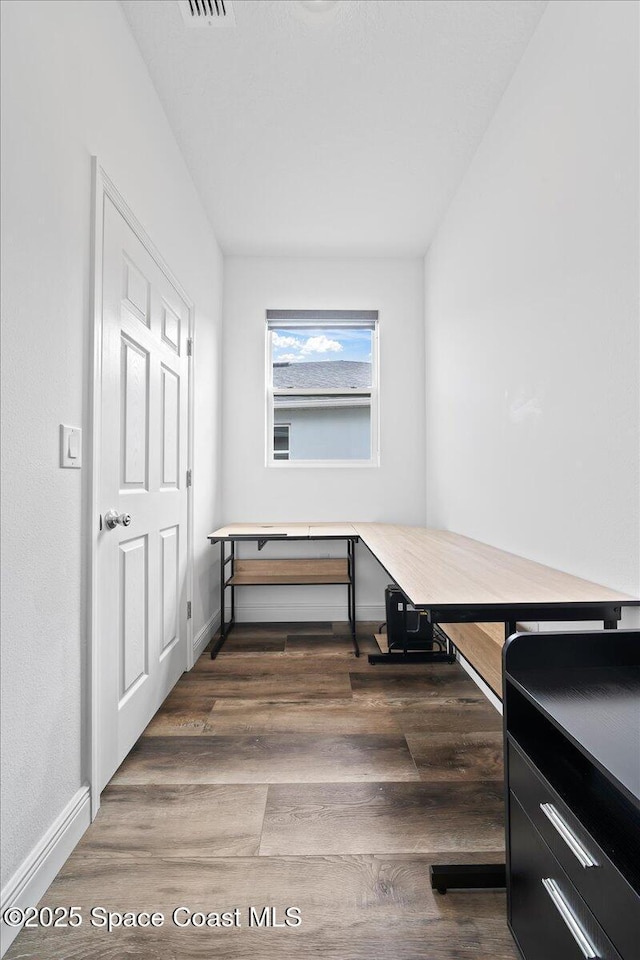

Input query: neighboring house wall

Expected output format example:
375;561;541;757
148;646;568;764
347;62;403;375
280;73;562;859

0;0;223;902
275;406;370;460
222;256;425;623
424;0;639;624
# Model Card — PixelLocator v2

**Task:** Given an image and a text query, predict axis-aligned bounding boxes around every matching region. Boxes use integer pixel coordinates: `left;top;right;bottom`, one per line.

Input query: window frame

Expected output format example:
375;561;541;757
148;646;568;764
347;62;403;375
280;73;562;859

265;311;380;468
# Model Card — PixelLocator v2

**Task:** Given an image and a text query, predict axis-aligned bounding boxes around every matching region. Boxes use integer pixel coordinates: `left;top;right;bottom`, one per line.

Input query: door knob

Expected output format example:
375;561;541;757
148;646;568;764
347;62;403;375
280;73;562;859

104;509;132;530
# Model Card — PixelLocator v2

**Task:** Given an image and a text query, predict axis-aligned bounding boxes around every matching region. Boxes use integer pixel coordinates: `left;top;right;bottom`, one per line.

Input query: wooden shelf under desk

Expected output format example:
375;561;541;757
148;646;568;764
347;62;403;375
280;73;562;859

441;622;505;697
373;633;390;653
228;558;351;586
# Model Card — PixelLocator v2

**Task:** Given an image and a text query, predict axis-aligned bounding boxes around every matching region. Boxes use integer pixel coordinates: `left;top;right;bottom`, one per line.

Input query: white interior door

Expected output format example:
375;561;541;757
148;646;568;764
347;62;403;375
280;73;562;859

97;195;190;791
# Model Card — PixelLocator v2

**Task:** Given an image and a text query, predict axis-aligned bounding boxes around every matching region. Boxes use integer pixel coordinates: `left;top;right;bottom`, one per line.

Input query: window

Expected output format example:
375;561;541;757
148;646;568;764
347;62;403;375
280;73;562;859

266;309;379;466
273;424;290;460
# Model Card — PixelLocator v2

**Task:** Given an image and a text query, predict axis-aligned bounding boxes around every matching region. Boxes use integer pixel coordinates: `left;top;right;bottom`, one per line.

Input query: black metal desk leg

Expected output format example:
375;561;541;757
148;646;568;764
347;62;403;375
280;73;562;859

349;539;359;657
211;540;235;659
231;541;235;624
220;540;225;641
210;540;228;659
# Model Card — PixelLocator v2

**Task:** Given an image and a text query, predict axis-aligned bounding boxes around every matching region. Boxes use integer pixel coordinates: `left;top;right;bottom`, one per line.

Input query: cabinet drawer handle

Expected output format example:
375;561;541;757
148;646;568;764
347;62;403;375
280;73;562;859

542;878;598;958
540;802;598;869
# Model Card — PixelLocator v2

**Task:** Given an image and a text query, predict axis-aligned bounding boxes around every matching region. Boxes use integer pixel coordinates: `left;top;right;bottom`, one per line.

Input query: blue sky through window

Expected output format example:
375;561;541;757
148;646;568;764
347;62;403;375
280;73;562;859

271;327;372;364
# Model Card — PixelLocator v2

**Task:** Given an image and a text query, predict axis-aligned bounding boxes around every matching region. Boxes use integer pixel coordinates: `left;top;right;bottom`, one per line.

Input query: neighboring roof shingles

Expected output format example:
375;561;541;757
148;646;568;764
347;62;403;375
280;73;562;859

273;360;371;389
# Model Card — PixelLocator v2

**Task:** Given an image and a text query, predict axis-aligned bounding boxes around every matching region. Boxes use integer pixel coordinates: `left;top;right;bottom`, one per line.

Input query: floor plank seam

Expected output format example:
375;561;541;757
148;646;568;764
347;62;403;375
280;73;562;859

256;782;271;857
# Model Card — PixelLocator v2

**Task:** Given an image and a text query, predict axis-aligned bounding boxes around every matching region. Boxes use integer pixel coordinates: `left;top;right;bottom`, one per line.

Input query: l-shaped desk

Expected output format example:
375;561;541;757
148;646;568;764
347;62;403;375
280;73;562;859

208;520;637;660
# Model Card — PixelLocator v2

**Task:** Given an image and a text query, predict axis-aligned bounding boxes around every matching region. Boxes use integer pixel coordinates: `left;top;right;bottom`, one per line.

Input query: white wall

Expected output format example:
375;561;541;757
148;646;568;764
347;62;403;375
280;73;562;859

222;257;425;621
0;0;222;897
424;0;639;623
275;406;371;461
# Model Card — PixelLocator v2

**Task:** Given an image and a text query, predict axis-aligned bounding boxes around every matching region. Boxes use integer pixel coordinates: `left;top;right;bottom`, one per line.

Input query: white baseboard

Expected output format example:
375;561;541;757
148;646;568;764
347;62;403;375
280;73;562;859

192;607;221;660
233;601;385;624
1;786;91;957
456;653;503;715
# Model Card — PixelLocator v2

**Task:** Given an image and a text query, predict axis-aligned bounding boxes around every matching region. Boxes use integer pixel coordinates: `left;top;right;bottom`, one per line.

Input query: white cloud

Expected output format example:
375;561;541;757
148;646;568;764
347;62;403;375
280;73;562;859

300;335;342;355
272;333;302;349
273;332;343;361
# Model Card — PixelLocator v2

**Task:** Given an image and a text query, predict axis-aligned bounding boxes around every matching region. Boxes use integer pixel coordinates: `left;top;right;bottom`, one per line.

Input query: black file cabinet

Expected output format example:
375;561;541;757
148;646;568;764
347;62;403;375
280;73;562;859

504;630;640;960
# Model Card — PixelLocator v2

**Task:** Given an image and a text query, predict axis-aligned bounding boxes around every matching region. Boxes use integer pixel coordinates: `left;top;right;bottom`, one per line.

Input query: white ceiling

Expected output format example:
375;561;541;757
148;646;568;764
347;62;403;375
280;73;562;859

121;0;547;257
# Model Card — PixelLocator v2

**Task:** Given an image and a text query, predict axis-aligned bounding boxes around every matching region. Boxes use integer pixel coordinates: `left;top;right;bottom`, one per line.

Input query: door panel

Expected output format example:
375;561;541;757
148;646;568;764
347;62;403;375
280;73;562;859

160;525;179;654
99;196;189;791
162;300;181;352
119;535;148;699
120;335;149;488
161;364;180;487
123;253;150;325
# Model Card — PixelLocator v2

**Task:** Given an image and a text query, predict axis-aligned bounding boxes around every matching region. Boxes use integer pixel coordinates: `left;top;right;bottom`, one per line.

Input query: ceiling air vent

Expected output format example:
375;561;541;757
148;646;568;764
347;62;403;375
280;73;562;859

178;0;236;28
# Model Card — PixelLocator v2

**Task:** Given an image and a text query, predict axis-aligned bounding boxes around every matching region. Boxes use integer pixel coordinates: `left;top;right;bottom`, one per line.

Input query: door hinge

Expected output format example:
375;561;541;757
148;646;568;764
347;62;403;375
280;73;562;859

187;601;192;620
186;468;192;487
187;338;193;356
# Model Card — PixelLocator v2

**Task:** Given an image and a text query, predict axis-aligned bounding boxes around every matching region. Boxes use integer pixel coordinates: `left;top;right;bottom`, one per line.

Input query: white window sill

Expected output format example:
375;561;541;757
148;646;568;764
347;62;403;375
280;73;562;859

267;458;380;469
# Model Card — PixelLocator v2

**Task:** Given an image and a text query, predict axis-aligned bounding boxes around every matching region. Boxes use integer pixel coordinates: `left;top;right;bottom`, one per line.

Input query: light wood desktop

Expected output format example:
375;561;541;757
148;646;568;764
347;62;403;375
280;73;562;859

349;522;636;689
210;522;633;607
209;520;637;679
210;522;635;625
351;523;632;610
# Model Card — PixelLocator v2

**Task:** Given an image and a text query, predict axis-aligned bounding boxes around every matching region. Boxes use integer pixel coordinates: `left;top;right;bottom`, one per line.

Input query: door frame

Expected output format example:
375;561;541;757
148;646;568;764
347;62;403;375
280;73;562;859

88;159;195;818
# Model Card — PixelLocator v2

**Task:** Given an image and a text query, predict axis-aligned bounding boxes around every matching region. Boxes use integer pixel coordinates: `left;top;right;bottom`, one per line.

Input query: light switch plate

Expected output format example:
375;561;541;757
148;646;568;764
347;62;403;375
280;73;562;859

60;425;82;468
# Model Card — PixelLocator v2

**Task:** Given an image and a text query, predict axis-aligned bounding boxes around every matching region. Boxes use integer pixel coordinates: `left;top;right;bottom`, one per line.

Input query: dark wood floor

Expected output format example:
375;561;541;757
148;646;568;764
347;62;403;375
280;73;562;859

7;623;516;960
